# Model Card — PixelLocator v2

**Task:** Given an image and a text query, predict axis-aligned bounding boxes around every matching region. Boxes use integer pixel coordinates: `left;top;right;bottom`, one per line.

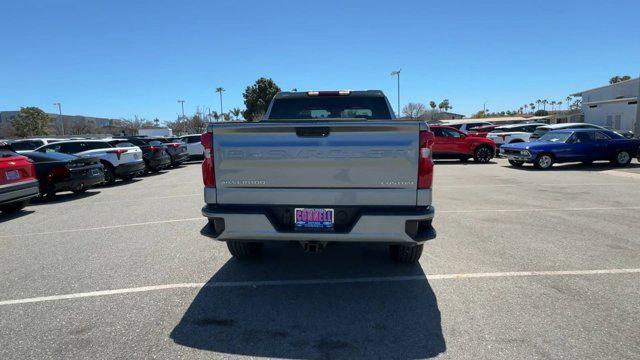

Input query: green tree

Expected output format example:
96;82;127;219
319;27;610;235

12;107;50;137
230;107;242;120
429;101;437;111
242;77;281;121
609;75;631;84
529;103;535;113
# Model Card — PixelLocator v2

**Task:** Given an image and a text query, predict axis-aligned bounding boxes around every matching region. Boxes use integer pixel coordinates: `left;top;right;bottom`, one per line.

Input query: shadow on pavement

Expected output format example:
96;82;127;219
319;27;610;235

0;209;35;222
29;190;100;205
435;159;497;165
503;161;640;172
171;242;445;359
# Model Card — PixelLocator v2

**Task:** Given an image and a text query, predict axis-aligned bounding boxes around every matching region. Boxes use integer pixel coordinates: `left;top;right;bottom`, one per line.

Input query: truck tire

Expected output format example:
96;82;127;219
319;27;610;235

226;241;263;259
0;200;29;214
473;145;493;163
389;244;423;263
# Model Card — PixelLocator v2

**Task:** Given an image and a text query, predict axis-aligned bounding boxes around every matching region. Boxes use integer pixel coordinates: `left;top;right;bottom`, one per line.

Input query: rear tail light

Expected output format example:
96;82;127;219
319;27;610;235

418;130;435;189
201;132;215;188
48;166;70;182
108;148;127;159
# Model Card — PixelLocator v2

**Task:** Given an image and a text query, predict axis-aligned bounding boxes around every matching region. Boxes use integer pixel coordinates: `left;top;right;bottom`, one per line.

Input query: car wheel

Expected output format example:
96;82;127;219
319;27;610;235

473;146;493;163
226;241;264;259
38;183;56;201
534;154;554;170
389;244;423;263
0;200;29;214
508;159;524;167
103;164;116;185
612;151;631;166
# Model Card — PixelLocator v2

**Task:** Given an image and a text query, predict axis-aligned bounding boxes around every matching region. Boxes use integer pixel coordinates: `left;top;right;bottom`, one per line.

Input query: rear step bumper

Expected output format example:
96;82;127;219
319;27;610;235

201;205;436;244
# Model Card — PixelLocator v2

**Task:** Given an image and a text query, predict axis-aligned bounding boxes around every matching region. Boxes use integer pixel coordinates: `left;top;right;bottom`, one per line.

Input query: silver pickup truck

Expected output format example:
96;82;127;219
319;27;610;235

200;90;436;263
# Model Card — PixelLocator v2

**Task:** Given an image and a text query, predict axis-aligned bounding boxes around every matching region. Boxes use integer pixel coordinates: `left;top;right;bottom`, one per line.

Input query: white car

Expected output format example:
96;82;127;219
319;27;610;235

9;138;66;153
529;123;607;141
179;134;204;159
35;140;145;184
445;121;493;133
486;123;546;146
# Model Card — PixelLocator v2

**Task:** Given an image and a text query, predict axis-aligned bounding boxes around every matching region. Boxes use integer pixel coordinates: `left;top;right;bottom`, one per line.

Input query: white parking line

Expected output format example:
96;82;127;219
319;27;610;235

439;206;640;214
1;268;638;306
92;194;200;205
438;183;632;188
0;218;204;238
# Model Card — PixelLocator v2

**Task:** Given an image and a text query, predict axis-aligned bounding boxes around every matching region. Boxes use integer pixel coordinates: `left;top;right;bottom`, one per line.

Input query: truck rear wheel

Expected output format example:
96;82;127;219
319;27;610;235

389;244;423;263
226;241;263;259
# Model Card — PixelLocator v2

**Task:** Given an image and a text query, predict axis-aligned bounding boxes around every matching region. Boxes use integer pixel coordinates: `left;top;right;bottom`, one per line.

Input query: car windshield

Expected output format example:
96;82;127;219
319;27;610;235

538;131;573;143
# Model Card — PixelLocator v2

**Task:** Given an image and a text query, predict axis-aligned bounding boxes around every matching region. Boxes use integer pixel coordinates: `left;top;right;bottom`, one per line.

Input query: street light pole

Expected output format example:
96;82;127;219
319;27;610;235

53;102;63;135
390;70;401;117
177;100;185;118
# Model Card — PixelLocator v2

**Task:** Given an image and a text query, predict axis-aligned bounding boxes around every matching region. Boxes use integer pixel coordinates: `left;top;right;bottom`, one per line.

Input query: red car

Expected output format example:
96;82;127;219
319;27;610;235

430;125;496;163
0;142;39;214
467;124;500;137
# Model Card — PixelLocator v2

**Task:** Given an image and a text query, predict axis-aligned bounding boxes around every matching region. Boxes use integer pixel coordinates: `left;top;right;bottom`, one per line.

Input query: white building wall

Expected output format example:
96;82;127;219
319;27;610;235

579;78;638;131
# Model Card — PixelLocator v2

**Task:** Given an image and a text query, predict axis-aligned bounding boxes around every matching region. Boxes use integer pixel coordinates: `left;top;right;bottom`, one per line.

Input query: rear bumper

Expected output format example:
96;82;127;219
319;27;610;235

169;152;189;164
201;205;436;244
147;155;171;169
0;179;39;205
115;161;145;177
54;169;105;192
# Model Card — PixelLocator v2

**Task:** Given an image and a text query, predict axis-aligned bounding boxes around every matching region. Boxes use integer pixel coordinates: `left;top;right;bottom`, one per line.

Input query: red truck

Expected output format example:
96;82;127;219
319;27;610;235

0;142;39;213
430;125;496;163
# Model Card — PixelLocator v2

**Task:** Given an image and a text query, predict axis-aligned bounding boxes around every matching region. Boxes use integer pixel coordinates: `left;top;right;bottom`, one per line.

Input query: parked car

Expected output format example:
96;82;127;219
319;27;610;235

146;137;189;167
24;151;104;200
444;121;494;133
200;90;436;263
34;140;144;184
9;138;65;153
0;142;39;213
486;123;546;147
180;134;205;159
467;124;500;137
529;123;606;141
500;129;640;169
107;138;170;173
430;125;496;163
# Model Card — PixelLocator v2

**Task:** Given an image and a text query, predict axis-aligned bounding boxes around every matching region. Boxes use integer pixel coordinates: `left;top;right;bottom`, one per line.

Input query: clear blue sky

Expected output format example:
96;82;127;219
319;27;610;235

1;0;639;121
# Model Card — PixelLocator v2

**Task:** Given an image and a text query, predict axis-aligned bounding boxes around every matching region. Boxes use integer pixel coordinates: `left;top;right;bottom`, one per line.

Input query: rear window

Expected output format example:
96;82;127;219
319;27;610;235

112;142;134;147
267;96;392;120
10;140;43;150
148;140;163;146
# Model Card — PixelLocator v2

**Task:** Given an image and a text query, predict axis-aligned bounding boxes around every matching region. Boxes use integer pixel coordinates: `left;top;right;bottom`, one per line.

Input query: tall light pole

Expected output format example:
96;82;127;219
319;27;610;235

215;87;225;116
53;102;63;135
483;101;488;115
177;100;185;118
390;70;401;117
635;74;640;136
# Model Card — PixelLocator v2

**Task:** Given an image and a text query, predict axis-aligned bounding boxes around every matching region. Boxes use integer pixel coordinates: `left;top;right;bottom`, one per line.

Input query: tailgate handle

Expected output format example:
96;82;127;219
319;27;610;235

295;127;331;137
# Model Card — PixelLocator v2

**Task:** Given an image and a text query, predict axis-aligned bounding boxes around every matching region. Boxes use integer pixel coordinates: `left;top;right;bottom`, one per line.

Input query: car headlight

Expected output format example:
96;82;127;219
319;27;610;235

520;150;531;157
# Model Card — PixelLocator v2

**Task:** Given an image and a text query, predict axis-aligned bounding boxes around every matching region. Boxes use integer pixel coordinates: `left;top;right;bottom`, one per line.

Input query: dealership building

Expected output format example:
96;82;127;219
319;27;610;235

571;77;639;133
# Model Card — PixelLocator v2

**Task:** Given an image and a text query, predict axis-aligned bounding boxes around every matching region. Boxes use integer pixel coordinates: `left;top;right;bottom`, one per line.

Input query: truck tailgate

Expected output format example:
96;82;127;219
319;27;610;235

212;121;420;206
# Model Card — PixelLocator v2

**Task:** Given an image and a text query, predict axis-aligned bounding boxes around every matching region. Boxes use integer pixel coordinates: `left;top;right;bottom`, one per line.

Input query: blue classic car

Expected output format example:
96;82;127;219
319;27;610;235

500;129;640;169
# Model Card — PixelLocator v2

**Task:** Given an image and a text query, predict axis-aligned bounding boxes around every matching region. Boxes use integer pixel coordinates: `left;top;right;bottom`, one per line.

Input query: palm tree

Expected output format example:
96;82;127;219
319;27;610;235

215;87;225;114
230;107;242;120
529;103;535;113
566;96;572;110
536;99;542;111
524;104;528;113
542;99;548;111
550;101;556;111
557;101;563;111
211;111;220;122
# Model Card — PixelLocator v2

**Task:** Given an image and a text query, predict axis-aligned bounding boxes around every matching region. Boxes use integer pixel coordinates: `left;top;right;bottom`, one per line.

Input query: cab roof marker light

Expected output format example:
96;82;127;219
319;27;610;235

338;90;351;95
307;91;319;96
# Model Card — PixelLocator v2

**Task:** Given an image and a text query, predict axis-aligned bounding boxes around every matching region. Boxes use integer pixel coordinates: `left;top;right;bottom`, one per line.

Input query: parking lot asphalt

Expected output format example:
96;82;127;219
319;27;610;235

1;159;639;359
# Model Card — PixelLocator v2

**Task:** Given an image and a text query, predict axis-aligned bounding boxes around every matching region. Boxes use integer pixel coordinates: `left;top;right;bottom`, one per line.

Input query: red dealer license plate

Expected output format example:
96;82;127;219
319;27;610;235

295;208;334;231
